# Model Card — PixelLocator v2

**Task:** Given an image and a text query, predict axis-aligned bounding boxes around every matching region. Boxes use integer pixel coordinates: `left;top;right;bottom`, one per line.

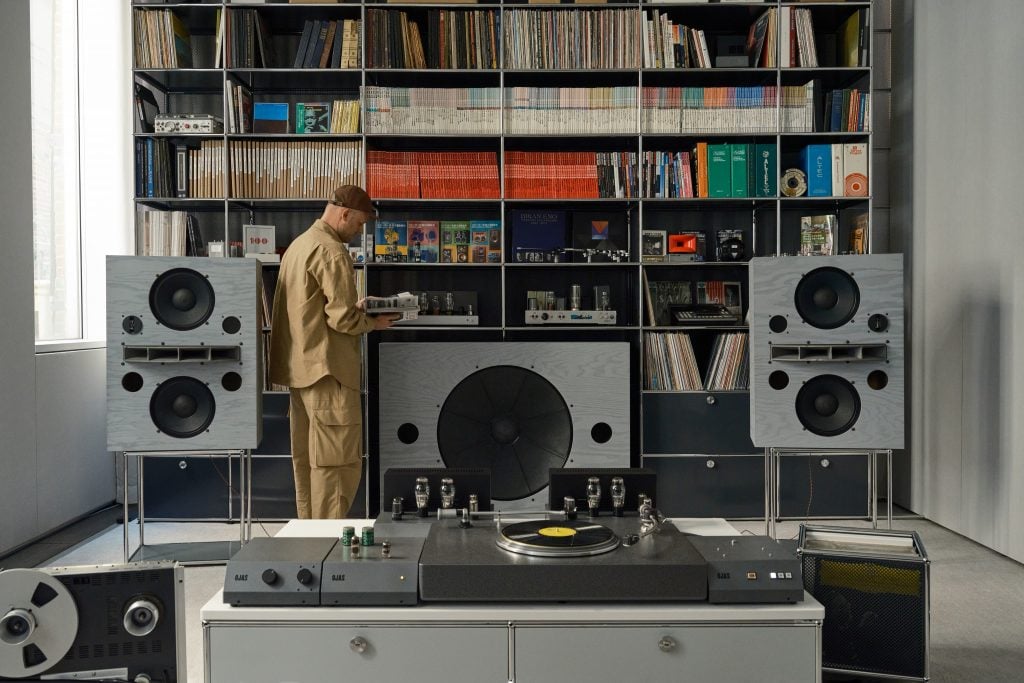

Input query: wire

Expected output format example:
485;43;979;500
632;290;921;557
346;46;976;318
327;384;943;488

206;455;272;539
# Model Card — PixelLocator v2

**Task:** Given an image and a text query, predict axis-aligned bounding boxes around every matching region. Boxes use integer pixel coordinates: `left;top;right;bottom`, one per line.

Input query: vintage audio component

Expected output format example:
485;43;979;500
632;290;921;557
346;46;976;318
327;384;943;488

364;291;419;320
394;290;479;325
670;303;741;325
689;536;804;604
0;562;183;682
106;256;262;451
749;254;904;449
154;113;224;134
548;468;657;516
781;168;808;197
320;536;425;606
381;468;492;516
417;516;707;602
716;229;746;262
378;342;630;510
525;309;617;325
223;537;337;607
799;525;930;680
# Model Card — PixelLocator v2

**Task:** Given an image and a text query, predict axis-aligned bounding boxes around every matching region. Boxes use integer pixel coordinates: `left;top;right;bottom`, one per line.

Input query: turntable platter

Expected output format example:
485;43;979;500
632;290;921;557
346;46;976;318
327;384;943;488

496;520;620;558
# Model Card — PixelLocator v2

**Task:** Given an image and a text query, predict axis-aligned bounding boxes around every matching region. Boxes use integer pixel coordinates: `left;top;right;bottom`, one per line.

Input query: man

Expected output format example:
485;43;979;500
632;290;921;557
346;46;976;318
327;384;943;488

269;185;396;519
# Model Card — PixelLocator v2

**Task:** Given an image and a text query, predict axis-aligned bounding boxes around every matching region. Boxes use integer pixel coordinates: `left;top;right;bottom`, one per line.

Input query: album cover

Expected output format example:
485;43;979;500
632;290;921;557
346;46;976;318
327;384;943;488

571;211;627;261
509;209;567;255
408;220;440;263
646;280;692;326
641;230;667;262
375;220;408;261
296;102;330;133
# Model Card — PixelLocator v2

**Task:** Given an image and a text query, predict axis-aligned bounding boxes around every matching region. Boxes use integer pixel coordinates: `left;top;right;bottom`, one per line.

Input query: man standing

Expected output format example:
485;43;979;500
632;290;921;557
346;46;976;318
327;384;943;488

269;185;396;519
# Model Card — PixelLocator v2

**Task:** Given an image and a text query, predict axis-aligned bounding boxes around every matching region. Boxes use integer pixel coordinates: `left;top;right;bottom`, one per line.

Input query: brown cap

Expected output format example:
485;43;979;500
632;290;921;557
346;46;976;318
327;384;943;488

331;185;374;214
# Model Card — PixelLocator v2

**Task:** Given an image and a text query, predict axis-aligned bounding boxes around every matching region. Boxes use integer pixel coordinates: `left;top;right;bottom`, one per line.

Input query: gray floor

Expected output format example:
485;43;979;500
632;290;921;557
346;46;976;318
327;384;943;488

11;514;1024;683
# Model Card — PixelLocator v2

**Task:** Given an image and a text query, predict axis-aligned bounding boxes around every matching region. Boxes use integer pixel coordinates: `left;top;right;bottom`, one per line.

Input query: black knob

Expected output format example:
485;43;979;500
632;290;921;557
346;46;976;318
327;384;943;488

296;568;314;586
261;569;278;585
868;313;889;332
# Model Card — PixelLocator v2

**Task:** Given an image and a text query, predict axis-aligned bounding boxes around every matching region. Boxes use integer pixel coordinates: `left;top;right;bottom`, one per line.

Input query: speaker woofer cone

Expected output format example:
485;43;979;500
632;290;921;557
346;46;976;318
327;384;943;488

150;377;216;438
437;366;572;501
794;267;860;330
795;375;861;437
149;268;215;331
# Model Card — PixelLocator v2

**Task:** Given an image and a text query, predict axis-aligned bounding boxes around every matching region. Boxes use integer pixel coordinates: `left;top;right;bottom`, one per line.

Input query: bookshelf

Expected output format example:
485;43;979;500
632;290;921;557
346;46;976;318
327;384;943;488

131;0;875;519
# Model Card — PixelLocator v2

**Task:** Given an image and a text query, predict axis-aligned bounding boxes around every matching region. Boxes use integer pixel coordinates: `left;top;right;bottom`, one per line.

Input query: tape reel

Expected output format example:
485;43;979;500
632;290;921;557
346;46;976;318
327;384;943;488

0;569;78;679
781;168;808;197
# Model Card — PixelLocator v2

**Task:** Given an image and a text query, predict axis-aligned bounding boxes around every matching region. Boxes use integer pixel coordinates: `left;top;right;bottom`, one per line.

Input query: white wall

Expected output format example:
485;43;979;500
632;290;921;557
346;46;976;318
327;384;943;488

901;0;1024;561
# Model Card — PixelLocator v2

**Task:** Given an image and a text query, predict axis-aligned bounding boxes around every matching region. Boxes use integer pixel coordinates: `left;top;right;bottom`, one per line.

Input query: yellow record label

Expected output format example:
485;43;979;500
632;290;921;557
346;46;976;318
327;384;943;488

538;526;577;538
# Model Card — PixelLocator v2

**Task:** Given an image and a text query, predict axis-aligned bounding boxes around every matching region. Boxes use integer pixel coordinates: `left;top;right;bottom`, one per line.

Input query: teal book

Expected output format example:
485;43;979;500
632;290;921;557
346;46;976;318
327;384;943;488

754;143;777;197
730;143;750;198
469;220;500;263
707;144;732;197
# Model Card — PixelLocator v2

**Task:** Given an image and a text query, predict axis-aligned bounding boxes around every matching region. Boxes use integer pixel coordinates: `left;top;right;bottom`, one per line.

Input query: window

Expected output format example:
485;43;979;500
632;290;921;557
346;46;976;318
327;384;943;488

31;0;82;342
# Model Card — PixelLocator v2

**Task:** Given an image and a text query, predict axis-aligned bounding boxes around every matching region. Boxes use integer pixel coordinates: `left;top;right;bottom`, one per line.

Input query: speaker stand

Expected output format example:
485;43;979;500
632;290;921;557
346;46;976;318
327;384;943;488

764;447;893;539
122;448;253;565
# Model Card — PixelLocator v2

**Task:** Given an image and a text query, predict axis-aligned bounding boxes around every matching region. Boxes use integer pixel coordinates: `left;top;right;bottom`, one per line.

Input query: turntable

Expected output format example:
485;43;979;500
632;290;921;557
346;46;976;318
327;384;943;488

418;515;708;603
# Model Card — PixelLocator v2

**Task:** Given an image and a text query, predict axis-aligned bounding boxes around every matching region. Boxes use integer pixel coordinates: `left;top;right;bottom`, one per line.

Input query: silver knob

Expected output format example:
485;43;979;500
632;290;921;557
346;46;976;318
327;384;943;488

706;459;716;469
123;598;160;638
820;458;831;469
134;675;153;683
706;395;717;405
658;636;677;652
349;636;368;654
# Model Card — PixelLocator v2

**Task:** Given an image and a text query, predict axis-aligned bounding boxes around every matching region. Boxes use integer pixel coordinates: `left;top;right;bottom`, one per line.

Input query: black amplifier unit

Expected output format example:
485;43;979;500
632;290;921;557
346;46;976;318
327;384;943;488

689;536;804;604
381;468;492;517
547;468;657;515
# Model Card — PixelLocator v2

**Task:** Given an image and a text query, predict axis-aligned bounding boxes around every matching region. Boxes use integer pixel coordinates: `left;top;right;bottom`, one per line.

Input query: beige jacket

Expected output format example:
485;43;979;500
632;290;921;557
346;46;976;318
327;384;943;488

269;219;374;391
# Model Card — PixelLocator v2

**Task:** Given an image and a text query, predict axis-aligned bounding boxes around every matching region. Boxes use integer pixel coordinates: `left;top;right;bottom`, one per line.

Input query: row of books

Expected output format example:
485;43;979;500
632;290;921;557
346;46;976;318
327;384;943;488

642;150;696;199
374;220;501;264
366;9;499;70
136;208;199;257
364;86;501;135
175;140;228;200
293;19;361;69
504;151;639;199
779;6;819;69
642;83;816;134
503;9;641;70
647;331;751;392
642;13;711;69
366;151;501;199
824;89;871;133
225;9;275;69
229;140;362;198
133;8;193;69
801;143;869;198
505;87;638;135
690;142;778;199
135;138;174;198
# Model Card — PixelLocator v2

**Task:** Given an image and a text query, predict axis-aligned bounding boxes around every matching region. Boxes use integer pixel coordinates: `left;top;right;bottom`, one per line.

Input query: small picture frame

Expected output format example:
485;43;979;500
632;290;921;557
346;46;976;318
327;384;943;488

641;230;667;262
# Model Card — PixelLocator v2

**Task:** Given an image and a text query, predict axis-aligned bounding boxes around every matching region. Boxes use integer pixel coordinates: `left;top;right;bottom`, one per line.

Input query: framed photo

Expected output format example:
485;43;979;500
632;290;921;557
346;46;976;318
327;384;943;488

641;230;667;262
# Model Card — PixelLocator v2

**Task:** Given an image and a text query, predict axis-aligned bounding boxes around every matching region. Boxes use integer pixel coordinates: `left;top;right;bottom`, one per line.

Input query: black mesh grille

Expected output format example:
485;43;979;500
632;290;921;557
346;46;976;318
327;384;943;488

803;553;927;679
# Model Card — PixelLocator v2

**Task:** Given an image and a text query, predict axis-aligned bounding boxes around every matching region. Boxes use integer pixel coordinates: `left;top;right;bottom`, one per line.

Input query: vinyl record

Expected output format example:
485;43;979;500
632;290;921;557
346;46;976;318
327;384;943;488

437;366;572;501
496;519;619;557
0;569;78;679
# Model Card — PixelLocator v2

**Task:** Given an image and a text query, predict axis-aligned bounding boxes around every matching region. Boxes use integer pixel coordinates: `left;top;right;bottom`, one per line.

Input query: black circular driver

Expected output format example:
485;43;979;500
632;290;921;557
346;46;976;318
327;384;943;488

149;268;215;331
795;374;861;437
150;377;216;438
794;266;860;330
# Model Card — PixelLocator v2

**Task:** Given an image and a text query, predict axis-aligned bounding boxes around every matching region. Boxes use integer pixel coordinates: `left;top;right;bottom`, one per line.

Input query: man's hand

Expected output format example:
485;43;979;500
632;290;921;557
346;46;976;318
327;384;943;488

356;297;368;312
372;313;401;331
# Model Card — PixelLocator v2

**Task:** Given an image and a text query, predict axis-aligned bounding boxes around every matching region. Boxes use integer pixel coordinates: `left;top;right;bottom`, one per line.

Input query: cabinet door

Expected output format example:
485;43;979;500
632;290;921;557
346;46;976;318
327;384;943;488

646;454;765;518
142;456;231;520
643;392;756;454
778;453;870;518
208;624;508;683
513;625;817;683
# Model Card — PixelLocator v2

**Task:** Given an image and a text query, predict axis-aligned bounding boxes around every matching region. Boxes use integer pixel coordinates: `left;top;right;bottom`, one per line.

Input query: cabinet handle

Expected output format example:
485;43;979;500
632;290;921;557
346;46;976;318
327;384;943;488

820;458;831;469
658;636;677;652
349;636;368;654
178;460;187;470
705;459;716;469
705;395;717;406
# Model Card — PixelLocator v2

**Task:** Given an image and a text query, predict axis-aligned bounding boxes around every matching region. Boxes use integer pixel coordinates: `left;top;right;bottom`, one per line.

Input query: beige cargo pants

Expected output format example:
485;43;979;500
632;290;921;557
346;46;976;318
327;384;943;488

288;375;362;519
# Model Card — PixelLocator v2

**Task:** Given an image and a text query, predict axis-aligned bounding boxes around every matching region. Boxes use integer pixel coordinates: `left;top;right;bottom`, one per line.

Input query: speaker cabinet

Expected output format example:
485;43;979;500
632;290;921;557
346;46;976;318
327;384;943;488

106;256;262;451
799;525;930;680
0;562;183;681
378;342;630;511
749;254;904;449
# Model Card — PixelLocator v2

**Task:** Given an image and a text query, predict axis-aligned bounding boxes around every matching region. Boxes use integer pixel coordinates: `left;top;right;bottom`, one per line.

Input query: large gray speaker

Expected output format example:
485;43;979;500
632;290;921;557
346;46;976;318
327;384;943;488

106;256;262;451
749;254;904;449
378;342;630;511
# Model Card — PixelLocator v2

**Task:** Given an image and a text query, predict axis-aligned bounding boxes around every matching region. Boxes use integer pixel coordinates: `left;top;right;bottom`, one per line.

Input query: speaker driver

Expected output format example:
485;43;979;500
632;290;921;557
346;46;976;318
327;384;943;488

795;375;861;437
150;377;216;438
149;268;215;331
437;366;572;501
794;267;860;330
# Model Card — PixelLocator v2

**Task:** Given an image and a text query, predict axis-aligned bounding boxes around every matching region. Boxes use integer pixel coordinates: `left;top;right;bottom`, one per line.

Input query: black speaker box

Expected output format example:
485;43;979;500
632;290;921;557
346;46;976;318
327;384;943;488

799;525;930;681
381;468;492;515
547;468;657;514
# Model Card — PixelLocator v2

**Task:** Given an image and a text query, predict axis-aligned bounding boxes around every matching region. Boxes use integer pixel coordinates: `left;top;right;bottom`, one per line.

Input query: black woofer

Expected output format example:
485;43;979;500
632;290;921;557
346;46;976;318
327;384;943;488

795;375;861;437
795;267;860;330
150;377;216;438
437;366;572;501
149;268;215;331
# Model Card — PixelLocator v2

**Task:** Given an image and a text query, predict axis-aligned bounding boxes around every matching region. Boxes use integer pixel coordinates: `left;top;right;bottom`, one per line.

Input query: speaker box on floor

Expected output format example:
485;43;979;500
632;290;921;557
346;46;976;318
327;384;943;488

749;254;904;449
799;525;930;681
0;562;184;681
106;256;262;452
378;342;630;511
